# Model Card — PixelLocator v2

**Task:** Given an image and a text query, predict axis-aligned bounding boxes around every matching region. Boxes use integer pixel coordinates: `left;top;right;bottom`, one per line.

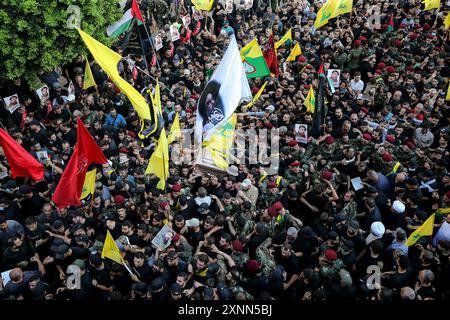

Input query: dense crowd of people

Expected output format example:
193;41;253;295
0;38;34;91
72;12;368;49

0;0;449;301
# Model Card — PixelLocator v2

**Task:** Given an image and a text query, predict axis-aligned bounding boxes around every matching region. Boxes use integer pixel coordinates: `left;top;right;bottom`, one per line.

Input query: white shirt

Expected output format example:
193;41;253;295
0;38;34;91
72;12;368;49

350;79;365;93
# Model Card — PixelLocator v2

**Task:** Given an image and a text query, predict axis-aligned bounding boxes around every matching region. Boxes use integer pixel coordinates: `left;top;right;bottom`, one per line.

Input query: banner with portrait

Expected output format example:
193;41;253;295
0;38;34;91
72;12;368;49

3;94;20;114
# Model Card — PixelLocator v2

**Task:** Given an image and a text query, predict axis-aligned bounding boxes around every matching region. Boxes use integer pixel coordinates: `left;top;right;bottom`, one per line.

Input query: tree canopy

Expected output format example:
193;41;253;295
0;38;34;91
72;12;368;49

0;0;122;84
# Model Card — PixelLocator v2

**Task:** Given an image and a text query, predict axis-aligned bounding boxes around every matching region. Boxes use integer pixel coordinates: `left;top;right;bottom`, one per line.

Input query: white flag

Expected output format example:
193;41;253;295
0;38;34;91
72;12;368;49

195;35;251;144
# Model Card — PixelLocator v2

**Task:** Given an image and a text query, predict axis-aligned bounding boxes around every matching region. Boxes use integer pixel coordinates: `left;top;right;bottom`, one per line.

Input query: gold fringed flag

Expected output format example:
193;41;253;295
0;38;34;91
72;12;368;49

101;230;124;264
83;59;96;89
304;86;316;113
286;43;302;62
275;28;292;49
80;168;96;200
405;213;435;246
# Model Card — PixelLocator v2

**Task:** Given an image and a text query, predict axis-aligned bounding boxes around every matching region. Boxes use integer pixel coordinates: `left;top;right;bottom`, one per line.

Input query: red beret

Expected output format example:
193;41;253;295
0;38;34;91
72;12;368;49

114;194;125;205
322;171;333;181
272;201;284;211
325;249;337;261
406;141;416;150
446;191;450;199
268;207;278;217
119;148;129;154
265;122;274;129
359;36;367;42
303;84;311;90
232;240;243;252
172;183;182;192
406;66;414;71
298;55;307;63
268;182;278;189
325;136;335;144
423;23;431;31
399;23;406;29
360;107;369;114
386;66;396;73
382;153;393;162
172;233;180;242
377;62;386;70
247;259;261;273
395;39;402;47
375;70;383;75
305;65;313;69
290;161;300;167
185;108;193;113
354;40;361;47
127;131;137;138
433;47;442;52
288;140;298;147
386;135;395;143
363;133;373;141
416;114;424;121
159;201;169;210
409;33;418;40
426;34;434;39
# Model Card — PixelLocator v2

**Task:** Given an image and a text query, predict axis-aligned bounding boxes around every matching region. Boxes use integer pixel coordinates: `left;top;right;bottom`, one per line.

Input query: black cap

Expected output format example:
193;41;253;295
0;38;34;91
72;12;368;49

217;283;234;300
18;185;32;196
53;220;64;229
150;278;165;291
170;283;182;295
302;226;316;238
75;234;89;243
55;244;69;259
197;202;209;212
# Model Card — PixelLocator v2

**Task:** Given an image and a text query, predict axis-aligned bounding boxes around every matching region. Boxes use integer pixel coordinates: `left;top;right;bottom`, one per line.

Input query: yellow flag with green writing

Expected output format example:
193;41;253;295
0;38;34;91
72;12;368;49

406;213;435;246
145;128;169;190
275;28;292;49
423;0;440;11
80;168;96;200
446;80;450;101
245;81;268;109
83;59;96;89
314;0;353;29
101;230;124;264
287;43;302;62
445;12;450;29
167;112;181;144
304;87;316;113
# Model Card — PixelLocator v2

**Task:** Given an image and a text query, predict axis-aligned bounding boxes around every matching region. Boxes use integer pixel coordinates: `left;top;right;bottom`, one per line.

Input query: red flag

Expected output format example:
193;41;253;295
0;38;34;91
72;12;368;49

52;118;107;209
20;111;27;130
131;0;145;23
318;64;326;78
263;33;279;77
0;128;44;181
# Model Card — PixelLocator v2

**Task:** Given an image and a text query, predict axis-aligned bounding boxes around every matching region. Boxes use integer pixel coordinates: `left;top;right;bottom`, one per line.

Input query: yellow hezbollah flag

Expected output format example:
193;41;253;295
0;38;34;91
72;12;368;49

145;128;169;190
77;29;151;121
275;28;292;49
245;81;268;109
83;59;96;89
203;114;237;170
80;168;96;200
192;0;214;11
445;12;450;29
446;80;450;101
287;43;302;62
314;0;353;29
167;112;182;144
101;230;124;264
406;213;435;246
423;0;440;11
304;87;316;113
150;81;163;115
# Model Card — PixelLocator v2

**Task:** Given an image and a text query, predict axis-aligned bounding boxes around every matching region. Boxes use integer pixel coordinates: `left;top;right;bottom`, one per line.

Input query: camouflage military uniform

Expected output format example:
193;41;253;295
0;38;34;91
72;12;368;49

258;191;282;208
284;169;304;190
339;200;357;220
177;238;193;263
231;251;250;269
230;285;254;300
256;238;277;276
236;219;256;240
223;203;239;216
313;144;336;161
320;259;345;284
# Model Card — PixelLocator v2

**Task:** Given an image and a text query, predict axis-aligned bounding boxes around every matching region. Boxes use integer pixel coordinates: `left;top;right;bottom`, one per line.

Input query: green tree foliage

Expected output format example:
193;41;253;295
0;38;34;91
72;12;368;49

0;0;122;83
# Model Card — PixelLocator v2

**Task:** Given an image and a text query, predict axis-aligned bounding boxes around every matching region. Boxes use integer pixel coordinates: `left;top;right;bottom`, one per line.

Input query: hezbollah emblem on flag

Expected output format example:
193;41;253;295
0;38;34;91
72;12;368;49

243;60;257;75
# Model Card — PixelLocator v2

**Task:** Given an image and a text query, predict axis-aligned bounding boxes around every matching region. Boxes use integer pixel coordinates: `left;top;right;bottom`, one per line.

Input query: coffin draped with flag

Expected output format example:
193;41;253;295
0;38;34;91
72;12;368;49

196;35;252;172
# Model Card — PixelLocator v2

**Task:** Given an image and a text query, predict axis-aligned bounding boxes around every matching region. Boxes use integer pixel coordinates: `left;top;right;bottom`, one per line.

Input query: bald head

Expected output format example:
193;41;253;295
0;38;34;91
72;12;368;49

10;268;23;282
